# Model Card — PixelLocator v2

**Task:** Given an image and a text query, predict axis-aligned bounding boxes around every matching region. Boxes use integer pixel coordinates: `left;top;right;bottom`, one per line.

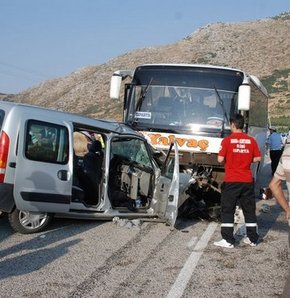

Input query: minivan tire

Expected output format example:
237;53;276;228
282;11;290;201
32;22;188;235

8;208;53;234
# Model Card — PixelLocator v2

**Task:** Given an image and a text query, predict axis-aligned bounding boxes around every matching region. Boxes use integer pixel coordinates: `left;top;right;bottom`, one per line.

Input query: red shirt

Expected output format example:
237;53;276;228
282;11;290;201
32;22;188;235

218;132;261;182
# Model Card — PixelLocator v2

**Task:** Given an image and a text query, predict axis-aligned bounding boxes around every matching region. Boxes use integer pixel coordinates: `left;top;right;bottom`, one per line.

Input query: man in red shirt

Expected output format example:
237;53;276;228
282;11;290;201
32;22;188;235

214;114;261;248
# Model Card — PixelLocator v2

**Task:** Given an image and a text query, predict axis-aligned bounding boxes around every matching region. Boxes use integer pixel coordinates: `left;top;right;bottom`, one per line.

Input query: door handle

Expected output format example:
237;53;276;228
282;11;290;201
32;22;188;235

57;170;68;181
9;162;16;168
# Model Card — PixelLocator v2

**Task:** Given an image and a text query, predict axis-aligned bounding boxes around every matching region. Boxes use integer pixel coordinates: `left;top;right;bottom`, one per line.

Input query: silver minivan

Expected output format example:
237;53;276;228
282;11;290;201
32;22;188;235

0;101;179;234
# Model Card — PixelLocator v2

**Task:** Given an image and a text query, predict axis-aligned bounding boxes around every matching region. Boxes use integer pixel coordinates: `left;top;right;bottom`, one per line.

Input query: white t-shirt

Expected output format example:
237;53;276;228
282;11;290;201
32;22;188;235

274;140;290;226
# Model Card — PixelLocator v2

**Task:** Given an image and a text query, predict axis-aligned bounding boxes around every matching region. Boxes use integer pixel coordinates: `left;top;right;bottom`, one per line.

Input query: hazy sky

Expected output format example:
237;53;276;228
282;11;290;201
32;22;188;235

1;0;290;94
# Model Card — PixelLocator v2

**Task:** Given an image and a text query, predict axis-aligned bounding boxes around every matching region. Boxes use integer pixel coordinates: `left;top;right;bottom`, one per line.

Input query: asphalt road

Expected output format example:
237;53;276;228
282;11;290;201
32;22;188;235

0;158;289;298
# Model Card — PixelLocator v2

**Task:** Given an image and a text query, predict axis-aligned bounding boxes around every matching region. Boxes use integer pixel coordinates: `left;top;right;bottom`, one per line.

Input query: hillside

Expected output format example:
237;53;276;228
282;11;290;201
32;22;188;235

3;11;290;126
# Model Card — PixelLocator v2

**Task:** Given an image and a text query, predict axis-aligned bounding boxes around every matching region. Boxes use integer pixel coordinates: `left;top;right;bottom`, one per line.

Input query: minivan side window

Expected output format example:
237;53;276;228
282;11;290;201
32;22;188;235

25;120;69;164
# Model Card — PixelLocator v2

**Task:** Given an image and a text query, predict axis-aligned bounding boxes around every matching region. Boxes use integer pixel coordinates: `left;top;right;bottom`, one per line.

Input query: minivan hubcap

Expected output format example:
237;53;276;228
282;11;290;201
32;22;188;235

19;211;48;229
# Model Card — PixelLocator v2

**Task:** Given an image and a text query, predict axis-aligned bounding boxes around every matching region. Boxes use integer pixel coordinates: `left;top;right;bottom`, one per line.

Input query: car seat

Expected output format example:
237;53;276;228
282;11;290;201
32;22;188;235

79;140;103;205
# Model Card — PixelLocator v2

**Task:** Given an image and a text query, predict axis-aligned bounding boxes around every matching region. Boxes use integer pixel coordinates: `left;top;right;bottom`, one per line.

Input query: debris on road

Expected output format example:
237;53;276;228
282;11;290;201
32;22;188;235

112;217;142;229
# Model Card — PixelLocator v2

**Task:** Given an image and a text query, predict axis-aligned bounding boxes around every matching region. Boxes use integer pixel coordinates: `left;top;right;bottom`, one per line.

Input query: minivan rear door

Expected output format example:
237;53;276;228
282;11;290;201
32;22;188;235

14;117;72;213
151;141;179;227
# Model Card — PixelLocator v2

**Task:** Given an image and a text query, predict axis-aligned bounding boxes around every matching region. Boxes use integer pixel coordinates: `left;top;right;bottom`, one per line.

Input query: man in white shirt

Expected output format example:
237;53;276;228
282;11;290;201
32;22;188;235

269;139;290;297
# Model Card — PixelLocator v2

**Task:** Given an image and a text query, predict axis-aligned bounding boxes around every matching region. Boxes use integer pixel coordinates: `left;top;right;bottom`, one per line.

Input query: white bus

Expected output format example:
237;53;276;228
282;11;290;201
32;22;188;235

110;64;269;218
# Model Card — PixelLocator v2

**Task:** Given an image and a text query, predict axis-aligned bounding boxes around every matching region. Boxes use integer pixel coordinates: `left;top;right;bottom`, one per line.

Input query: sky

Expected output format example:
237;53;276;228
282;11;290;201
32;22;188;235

1;0;290;94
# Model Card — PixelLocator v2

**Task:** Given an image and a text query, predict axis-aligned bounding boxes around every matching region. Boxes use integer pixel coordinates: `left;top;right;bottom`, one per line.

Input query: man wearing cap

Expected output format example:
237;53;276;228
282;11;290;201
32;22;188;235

267;127;283;175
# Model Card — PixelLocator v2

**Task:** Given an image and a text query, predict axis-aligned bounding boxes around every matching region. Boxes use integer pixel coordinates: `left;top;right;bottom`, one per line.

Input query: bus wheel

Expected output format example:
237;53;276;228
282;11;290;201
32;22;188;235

8;208;53;234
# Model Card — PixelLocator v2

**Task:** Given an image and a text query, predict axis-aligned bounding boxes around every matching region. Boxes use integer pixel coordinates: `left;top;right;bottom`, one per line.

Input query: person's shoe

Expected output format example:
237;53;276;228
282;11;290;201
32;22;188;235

243;237;257;247
213;239;234;248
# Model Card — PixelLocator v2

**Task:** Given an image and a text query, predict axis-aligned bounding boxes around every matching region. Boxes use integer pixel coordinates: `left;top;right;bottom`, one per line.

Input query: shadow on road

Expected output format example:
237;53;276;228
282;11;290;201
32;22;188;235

0;218;104;280
0;239;80;279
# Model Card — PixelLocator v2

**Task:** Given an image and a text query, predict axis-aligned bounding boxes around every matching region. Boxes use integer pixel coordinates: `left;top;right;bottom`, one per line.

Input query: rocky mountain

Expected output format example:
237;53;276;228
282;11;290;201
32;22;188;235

3;11;290;127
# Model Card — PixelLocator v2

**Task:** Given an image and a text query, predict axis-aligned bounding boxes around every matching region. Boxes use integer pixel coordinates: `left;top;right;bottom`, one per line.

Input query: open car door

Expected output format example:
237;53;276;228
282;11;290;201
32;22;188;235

151;140;179;227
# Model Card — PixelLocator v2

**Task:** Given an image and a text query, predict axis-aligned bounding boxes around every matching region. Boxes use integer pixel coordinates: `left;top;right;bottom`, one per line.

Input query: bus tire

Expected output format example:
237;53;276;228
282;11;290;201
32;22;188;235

8;208;53;234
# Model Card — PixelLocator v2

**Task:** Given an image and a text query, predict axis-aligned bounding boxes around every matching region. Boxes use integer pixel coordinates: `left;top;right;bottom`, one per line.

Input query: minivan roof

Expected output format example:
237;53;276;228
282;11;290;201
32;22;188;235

0;100;140;136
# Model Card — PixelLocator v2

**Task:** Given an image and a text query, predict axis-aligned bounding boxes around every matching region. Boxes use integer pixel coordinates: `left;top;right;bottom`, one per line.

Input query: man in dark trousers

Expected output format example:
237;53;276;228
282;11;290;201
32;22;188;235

267;127;283;175
214;114;261;248
269;139;290;297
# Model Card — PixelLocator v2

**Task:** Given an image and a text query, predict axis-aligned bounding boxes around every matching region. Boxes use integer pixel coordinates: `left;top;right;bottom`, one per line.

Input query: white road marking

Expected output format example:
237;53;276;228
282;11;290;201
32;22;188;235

186;236;198;249
166;222;218;298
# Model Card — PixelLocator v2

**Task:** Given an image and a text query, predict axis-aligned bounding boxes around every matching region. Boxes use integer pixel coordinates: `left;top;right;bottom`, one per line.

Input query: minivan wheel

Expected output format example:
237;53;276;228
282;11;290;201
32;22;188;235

8;208;52;234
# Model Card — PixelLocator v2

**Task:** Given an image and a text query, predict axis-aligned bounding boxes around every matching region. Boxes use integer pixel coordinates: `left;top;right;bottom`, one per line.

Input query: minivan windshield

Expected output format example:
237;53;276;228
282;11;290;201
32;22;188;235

111;137;152;168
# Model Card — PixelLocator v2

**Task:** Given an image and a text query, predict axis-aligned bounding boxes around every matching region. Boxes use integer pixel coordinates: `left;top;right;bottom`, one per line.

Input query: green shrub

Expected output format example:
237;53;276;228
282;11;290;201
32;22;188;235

271;116;290;131
261;68;290;93
272;11;290;21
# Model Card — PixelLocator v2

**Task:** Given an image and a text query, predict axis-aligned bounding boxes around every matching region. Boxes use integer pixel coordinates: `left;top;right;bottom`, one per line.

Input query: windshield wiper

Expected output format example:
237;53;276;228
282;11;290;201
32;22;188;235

136;78;153;110
213;86;229;137
130;78;153;127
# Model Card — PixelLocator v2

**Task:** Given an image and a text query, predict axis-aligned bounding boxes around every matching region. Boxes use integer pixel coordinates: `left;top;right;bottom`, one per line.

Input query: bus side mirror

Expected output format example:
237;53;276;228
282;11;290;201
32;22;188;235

110;74;122;100
238;84;251;111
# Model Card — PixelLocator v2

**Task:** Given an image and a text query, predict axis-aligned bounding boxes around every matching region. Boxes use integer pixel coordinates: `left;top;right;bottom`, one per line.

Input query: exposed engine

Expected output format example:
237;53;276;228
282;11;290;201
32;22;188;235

178;165;222;221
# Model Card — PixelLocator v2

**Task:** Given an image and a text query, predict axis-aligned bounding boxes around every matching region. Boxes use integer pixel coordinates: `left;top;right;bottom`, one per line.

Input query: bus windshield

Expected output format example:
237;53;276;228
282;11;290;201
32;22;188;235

126;66;243;133
130;86;237;130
